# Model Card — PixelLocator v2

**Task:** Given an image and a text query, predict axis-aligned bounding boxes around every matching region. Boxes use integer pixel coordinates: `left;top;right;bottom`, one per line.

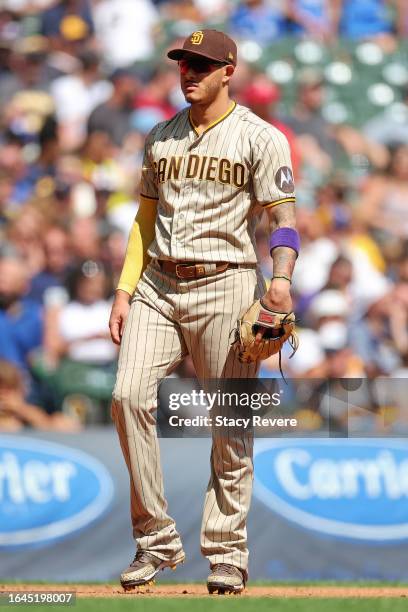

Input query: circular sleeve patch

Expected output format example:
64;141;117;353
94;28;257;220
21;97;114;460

275;166;295;194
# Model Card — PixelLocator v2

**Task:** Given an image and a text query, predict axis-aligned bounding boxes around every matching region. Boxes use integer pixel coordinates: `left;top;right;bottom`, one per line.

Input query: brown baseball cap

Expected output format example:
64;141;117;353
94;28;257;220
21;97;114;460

167;29;237;66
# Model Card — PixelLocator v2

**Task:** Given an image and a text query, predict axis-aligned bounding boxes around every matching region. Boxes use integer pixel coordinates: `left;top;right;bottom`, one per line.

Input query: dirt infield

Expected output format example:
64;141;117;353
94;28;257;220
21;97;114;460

2;584;408;598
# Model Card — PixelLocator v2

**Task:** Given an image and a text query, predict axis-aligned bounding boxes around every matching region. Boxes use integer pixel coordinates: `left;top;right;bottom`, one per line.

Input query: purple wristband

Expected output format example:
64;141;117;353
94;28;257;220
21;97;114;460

270;227;300;257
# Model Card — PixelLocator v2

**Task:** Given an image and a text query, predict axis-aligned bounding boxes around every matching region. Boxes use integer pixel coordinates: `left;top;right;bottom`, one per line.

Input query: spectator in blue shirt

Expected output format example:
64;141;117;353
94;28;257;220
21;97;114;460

287;0;335;41
338;0;393;39
27;226;72;305
229;0;288;45
0;251;43;401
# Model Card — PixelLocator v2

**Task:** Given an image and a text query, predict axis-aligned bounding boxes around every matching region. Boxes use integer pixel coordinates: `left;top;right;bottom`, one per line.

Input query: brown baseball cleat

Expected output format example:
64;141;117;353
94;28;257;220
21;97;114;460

120;550;185;590
207;563;247;595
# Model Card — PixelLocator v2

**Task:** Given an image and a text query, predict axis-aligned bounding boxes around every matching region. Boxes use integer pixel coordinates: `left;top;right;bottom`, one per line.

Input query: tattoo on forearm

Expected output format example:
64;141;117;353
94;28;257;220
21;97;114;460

270;201;296;229
272;246;296;277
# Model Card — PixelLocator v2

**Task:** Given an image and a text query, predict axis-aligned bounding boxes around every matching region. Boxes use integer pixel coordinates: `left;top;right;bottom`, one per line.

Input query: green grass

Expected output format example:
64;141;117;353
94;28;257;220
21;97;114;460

71;599;408;612
2;595;408;611
4;602;401;612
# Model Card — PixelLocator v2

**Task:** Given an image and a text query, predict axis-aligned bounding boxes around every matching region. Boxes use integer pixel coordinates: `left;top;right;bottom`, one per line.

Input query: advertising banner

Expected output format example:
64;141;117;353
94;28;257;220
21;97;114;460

1;431;408;582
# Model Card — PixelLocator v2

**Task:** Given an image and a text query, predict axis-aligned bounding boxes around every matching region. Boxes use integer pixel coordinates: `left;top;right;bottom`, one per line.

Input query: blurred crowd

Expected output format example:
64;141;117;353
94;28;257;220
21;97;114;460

0;0;407;431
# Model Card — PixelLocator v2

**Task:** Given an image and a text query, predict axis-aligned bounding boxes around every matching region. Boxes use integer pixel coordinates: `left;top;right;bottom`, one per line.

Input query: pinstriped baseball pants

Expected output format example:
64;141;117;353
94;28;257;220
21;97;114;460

111;259;265;571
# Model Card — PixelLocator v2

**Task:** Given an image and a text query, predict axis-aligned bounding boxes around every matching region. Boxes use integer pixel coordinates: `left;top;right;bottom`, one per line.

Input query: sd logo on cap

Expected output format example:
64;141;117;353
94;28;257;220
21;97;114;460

191;31;204;45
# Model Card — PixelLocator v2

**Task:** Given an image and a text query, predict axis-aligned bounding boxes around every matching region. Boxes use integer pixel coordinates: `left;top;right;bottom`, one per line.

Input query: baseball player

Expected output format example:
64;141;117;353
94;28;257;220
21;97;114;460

109;29;299;595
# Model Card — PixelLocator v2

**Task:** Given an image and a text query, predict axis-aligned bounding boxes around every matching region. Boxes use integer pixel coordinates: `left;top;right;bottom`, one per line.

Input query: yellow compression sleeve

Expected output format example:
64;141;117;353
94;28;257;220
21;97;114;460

116;196;158;296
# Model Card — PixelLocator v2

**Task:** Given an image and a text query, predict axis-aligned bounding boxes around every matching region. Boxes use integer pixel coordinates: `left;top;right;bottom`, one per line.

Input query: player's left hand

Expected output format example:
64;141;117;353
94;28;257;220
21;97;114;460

255;279;292;345
234;292;298;366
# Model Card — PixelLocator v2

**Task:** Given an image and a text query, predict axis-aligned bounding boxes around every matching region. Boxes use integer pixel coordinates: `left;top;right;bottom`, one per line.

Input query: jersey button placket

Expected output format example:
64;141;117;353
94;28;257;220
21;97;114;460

172;211;184;259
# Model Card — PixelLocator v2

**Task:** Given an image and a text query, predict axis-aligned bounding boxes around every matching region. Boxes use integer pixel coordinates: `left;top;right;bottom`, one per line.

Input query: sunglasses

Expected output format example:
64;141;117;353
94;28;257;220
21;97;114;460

178;58;227;75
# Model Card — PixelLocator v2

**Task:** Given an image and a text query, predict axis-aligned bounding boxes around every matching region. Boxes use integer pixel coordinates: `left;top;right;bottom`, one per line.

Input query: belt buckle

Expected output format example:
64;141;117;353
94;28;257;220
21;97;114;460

176;264;195;279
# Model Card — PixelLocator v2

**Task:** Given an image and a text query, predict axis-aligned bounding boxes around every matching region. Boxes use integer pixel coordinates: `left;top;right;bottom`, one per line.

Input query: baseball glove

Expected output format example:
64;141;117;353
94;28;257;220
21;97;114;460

233;299;299;369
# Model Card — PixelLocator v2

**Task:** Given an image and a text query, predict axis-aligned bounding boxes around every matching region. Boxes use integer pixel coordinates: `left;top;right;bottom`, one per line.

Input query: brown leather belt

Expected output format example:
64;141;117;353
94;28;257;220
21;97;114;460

159;260;242;279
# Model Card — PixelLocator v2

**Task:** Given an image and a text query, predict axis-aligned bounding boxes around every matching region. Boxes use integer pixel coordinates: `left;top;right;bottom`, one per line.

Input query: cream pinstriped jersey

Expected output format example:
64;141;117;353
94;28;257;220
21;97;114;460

140;102;295;264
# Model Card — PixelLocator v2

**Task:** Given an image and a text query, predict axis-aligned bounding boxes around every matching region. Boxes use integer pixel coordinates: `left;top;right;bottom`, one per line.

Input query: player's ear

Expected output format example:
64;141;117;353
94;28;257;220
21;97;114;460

223;64;235;84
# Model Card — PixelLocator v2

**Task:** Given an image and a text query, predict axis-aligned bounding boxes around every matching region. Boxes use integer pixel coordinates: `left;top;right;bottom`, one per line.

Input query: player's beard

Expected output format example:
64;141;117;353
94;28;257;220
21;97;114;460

183;77;223;106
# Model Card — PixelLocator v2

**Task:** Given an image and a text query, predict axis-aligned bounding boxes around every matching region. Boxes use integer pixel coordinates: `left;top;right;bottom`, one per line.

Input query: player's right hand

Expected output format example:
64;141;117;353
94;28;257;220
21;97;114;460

109;290;131;345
